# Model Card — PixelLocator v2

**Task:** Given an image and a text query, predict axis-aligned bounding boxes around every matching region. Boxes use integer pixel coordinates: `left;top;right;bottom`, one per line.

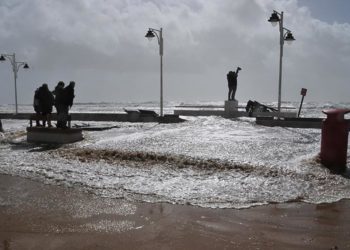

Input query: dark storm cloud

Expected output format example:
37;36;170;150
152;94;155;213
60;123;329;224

0;0;349;104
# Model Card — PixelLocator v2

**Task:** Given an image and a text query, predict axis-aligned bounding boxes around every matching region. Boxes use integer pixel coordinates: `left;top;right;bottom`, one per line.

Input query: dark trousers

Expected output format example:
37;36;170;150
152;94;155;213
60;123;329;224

41;112;52;127
228;84;237;100
56;104;69;128
34;107;41;126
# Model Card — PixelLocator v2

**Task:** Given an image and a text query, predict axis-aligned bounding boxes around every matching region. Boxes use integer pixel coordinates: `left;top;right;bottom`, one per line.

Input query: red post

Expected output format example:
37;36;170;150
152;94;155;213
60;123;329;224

320;109;350;173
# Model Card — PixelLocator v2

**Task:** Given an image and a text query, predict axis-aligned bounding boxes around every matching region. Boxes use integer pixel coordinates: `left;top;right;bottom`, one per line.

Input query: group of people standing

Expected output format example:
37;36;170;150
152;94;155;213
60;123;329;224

33;81;75;128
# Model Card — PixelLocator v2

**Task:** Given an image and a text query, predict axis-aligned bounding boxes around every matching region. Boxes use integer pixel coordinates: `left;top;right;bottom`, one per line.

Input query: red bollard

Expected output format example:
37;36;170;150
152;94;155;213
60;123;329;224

320;109;350;173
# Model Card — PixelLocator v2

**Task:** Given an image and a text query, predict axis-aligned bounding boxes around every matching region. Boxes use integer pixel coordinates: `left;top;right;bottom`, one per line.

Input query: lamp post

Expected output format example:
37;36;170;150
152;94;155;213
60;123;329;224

268;10;295;116
0;53;29;114
145;27;164;117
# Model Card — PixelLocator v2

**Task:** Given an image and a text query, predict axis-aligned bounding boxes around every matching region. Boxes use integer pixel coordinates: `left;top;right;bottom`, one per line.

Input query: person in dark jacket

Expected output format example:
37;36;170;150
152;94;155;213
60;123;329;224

52;81;65;128
227;67;241;101
63;81;75;108
61;81;75;128
33;87;42;126
37;83;54;127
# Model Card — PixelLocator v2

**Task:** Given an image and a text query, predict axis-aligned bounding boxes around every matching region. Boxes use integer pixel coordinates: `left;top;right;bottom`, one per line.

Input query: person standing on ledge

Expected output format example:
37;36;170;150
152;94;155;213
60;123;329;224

52;81;65;128
227;66;241;101
33;86;42;126
61;81;75;128
37;83;54;127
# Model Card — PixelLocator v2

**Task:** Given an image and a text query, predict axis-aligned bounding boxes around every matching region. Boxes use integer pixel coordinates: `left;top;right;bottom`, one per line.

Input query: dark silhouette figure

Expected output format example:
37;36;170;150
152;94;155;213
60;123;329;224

52;81;65;128
60;81;75;128
33;87;42;126
37;84;54;127
227;67;241;101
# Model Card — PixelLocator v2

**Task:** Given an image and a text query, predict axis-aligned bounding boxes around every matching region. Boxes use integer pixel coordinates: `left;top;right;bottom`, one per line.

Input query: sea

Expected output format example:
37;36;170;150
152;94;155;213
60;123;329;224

0;101;349;209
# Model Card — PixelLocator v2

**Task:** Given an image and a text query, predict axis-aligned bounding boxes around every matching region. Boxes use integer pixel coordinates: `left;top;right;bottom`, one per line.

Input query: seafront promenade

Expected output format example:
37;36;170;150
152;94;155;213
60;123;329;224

0;174;349;250
0;112;184;123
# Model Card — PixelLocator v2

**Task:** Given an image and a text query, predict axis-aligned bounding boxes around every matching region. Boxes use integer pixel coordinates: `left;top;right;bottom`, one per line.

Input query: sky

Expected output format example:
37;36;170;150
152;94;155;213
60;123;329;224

0;0;349;105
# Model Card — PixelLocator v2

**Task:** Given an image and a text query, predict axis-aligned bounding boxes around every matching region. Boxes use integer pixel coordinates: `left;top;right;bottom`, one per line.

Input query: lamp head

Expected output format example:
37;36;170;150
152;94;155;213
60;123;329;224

23;63;29;69
145;30;155;41
268;12;280;26
0;55;5;61
285;32;295;44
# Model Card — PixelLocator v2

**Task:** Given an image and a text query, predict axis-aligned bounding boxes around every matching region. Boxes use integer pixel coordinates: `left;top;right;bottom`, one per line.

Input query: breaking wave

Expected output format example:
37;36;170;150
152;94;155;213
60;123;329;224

53;148;325;181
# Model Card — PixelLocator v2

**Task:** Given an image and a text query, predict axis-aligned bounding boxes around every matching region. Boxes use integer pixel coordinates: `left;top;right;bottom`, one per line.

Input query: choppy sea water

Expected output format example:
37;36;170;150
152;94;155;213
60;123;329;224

0;101;349;209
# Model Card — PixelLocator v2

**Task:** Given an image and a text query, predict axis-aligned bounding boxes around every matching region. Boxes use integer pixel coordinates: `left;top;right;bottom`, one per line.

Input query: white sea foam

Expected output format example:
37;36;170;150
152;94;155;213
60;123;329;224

0;101;349;208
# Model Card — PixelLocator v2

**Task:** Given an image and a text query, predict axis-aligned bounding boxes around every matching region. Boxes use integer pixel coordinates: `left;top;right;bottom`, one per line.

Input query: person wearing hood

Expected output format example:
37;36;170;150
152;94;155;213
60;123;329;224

37;83;54;127
33;86;42;126
60;81;75;128
52;81;65;128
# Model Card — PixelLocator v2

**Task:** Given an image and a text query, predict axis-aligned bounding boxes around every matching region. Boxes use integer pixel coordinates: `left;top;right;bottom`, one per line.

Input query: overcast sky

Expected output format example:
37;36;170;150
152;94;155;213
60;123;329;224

0;0;349;105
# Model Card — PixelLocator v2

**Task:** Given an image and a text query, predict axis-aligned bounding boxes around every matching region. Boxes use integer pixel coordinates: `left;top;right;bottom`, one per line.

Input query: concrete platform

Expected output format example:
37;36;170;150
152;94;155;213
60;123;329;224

256;117;324;129
1;112;185;124
174;109;297;118
27;127;83;144
174;109;226;116
174;100;297;118
224;111;297;118
158;114;186;123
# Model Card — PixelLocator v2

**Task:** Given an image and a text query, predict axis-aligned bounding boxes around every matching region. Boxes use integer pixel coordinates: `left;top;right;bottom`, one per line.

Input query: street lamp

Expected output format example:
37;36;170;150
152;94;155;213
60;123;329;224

0;53;29;114
268;10;295;115
145;27;164;117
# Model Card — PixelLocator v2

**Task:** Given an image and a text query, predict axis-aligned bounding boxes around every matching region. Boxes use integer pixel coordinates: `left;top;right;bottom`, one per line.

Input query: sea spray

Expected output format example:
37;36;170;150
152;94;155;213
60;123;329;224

0;102;349;208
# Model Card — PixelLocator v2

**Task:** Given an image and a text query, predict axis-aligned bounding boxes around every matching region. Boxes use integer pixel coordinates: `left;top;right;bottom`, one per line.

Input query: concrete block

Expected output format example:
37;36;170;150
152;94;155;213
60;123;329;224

140;114;157;122
174;110;225;116
126;111;140;122
27;127;83;144
158;115;186;123
225;100;238;115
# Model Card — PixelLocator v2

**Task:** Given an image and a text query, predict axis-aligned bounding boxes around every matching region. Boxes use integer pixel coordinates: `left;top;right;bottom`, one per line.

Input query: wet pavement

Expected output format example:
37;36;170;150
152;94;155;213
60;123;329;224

1;174;350;249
